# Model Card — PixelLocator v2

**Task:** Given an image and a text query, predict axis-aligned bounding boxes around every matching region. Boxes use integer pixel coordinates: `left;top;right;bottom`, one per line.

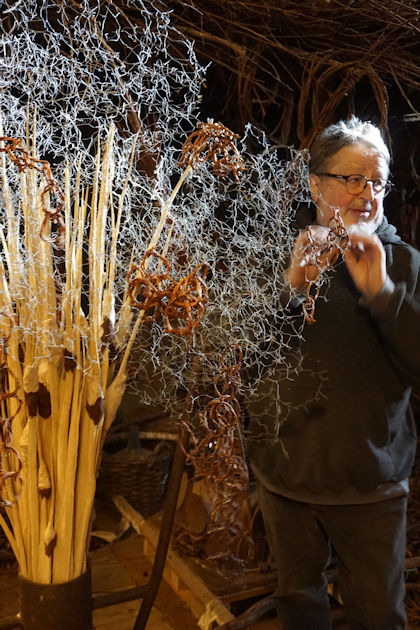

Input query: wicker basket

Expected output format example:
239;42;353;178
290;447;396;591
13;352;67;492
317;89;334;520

98;439;174;518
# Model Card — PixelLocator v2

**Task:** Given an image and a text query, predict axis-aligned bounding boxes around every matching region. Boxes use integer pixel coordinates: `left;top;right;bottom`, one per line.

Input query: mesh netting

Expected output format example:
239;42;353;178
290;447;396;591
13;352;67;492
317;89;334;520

0;0;315;581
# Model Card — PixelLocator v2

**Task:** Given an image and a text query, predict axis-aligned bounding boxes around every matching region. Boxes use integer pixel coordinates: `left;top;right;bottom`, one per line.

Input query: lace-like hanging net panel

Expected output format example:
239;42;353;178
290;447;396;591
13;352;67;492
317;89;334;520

0;0;315;431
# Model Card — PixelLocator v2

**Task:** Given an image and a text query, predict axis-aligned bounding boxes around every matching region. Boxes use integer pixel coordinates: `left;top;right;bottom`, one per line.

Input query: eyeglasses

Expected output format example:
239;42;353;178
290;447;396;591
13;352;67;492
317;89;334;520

316;173;392;196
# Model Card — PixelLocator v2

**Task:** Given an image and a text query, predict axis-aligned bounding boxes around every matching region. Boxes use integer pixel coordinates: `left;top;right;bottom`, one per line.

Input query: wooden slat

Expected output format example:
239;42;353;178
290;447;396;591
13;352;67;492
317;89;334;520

113;495;236;629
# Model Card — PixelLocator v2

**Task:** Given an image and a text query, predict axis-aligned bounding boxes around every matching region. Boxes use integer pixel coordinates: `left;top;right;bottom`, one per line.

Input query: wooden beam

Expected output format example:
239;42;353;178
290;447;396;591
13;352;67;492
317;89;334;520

113;495;235;630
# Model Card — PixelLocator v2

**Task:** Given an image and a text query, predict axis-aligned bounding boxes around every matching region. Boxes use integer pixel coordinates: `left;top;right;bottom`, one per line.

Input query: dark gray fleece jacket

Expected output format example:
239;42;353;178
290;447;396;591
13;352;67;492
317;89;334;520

246;210;420;502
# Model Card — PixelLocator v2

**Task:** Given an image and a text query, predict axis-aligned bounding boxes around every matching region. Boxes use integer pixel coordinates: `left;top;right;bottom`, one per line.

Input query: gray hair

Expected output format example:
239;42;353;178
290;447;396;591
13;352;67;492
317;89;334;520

309;116;390;174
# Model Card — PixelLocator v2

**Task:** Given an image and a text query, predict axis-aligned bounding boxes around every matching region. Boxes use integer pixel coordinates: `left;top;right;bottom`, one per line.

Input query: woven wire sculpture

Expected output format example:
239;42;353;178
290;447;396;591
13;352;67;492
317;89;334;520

0;0;338;586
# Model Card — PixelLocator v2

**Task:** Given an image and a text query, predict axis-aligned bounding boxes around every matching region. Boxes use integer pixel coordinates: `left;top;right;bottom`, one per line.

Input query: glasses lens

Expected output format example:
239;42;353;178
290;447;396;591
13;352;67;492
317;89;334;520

382;181;392;197
372;179;387;193
346;175;366;194
346;176;390;195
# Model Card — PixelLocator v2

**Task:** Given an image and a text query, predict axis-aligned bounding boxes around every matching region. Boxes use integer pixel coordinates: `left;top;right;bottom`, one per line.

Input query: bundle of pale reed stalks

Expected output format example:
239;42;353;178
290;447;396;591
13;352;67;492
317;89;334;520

0;118;242;585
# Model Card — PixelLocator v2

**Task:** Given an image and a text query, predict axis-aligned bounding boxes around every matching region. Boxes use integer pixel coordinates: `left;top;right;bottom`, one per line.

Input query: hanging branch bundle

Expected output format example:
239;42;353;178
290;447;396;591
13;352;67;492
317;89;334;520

176;344;251;569
127;249;209;337
302;208;349;324
151;0;420;144
178;120;247;182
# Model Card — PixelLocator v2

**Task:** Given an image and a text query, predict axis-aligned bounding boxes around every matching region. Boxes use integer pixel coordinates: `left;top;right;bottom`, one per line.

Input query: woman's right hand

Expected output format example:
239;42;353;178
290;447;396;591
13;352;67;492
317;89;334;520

285;225;338;290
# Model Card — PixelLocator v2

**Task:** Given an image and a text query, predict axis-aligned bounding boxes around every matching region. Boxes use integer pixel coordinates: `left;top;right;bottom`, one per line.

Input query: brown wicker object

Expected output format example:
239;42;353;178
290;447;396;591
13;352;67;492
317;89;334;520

98;439;173;518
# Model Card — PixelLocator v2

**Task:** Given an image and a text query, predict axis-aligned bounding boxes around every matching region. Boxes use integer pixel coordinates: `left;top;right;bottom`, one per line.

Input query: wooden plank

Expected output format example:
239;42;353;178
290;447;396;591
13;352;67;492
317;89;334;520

220;583;277;605
103;532;201;628
92;544;138;595
93;600;175;630
113;495;236;629
183;557;277;601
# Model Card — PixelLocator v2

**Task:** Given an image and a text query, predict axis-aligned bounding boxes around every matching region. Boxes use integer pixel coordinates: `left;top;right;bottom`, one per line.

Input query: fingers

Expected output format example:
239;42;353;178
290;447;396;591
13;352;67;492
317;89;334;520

345;232;383;263
287;226;338;289
293;226;331;261
347;229;381;249
343;231;387;298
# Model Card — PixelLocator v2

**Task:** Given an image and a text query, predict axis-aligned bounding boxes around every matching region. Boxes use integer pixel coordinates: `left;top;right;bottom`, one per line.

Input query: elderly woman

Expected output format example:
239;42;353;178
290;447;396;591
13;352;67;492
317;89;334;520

247;117;420;629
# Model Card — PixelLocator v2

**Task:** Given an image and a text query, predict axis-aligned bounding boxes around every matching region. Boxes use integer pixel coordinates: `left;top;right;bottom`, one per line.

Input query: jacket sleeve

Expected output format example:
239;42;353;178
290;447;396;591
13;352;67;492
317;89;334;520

363;243;420;387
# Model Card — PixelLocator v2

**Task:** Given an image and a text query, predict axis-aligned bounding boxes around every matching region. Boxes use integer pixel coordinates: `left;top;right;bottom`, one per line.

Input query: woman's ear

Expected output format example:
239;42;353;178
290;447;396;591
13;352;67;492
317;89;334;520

309;173;320;202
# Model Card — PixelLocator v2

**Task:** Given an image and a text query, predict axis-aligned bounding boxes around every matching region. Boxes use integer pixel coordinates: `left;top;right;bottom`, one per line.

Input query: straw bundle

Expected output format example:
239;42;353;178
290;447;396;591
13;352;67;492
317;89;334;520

0;121;207;584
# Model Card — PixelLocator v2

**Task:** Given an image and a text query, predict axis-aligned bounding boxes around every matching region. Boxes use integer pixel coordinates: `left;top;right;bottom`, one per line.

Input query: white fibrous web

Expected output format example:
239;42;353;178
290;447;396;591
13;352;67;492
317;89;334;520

0;0;327;578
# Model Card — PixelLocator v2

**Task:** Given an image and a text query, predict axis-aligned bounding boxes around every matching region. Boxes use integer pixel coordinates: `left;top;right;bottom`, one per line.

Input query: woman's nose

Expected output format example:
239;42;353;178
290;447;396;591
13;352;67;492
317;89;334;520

360;181;375;200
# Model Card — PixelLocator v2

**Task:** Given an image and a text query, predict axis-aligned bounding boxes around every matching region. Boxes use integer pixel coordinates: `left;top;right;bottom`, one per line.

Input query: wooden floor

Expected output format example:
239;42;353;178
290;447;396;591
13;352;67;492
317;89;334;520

91;533;200;630
0;531;280;630
0;522;418;629
0;530;344;630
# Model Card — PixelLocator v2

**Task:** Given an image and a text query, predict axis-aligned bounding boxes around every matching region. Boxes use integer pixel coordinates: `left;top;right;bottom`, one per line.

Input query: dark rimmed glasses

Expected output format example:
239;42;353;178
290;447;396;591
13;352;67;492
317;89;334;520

315;173;392;196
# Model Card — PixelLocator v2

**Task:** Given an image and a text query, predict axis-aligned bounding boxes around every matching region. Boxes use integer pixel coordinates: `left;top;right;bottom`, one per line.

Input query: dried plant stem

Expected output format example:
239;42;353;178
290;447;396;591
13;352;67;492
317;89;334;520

0;511;19;560
117;162;193;378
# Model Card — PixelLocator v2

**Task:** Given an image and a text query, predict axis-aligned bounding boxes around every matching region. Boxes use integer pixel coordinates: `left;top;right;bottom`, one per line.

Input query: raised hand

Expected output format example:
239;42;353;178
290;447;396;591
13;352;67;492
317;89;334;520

344;229;387;299
286;225;340;290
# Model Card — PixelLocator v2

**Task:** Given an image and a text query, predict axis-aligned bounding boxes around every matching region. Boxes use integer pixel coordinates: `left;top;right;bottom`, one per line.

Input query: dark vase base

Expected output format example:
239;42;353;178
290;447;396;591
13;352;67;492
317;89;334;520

19;569;92;630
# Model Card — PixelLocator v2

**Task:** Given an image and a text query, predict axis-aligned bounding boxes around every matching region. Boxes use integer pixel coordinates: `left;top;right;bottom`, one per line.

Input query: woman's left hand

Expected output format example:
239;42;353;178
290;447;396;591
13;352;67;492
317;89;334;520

344;230;387;299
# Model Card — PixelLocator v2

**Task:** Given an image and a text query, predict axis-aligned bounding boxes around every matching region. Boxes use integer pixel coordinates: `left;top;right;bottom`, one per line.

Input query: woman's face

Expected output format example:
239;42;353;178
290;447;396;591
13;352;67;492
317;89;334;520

309;142;389;234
